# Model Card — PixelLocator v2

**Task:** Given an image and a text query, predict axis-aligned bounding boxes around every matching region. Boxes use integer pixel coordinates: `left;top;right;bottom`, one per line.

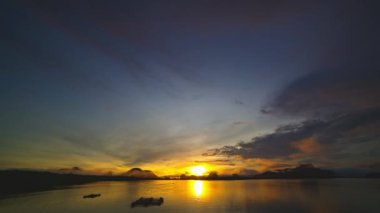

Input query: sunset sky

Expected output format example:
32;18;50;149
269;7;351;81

1;0;379;176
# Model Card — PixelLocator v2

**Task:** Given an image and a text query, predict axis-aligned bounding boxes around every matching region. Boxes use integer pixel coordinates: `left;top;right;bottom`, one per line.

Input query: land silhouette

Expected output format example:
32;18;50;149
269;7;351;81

1;164;378;197
0;168;158;197
177;164;336;180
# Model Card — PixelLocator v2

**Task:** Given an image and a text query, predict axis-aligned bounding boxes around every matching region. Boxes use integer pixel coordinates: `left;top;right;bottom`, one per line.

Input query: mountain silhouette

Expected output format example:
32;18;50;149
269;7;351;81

124;168;158;179
254;164;335;179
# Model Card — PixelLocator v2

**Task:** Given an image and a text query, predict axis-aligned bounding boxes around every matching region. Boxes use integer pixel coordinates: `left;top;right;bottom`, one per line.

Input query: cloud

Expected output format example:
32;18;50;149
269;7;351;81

207;107;380;168
205;120;323;159
232;121;248;125
59;132;203;167
19;0;327;96
262;69;380;118
234;99;244;105
194;159;235;166
207;67;380;168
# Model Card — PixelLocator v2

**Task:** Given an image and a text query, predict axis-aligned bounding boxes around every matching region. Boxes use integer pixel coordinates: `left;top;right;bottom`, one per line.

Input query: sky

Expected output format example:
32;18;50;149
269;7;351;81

1;0;379;176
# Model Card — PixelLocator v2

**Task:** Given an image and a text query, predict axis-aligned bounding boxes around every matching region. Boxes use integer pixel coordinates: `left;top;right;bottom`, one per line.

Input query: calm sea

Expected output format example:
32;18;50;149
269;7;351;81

0;179;379;213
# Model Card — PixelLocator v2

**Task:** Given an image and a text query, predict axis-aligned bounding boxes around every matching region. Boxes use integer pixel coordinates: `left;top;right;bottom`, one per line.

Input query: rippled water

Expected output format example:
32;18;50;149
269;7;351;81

0;179;379;213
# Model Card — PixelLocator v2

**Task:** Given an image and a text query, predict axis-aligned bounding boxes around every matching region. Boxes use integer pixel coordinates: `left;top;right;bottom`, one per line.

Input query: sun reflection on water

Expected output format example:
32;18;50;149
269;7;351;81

193;180;204;197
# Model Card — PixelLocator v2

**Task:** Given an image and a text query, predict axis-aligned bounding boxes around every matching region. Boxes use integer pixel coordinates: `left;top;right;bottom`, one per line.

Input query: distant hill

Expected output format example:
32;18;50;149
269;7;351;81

123;168;158;179
0;169;159;197
254;164;336;179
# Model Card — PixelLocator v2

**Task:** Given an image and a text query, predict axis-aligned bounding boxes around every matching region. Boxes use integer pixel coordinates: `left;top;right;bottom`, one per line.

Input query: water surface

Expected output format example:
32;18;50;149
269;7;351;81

0;179;379;213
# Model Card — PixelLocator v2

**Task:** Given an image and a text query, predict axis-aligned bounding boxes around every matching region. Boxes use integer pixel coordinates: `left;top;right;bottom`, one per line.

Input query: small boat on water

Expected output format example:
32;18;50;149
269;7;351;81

83;193;101;199
131;197;164;208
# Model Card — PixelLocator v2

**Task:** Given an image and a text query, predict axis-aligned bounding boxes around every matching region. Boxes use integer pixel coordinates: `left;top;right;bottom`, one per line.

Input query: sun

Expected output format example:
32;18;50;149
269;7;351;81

190;166;206;176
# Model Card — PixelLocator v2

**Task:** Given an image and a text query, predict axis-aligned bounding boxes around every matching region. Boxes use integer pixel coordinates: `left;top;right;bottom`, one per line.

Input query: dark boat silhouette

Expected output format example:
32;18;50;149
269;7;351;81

83;193;101;199
131;197;164;208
